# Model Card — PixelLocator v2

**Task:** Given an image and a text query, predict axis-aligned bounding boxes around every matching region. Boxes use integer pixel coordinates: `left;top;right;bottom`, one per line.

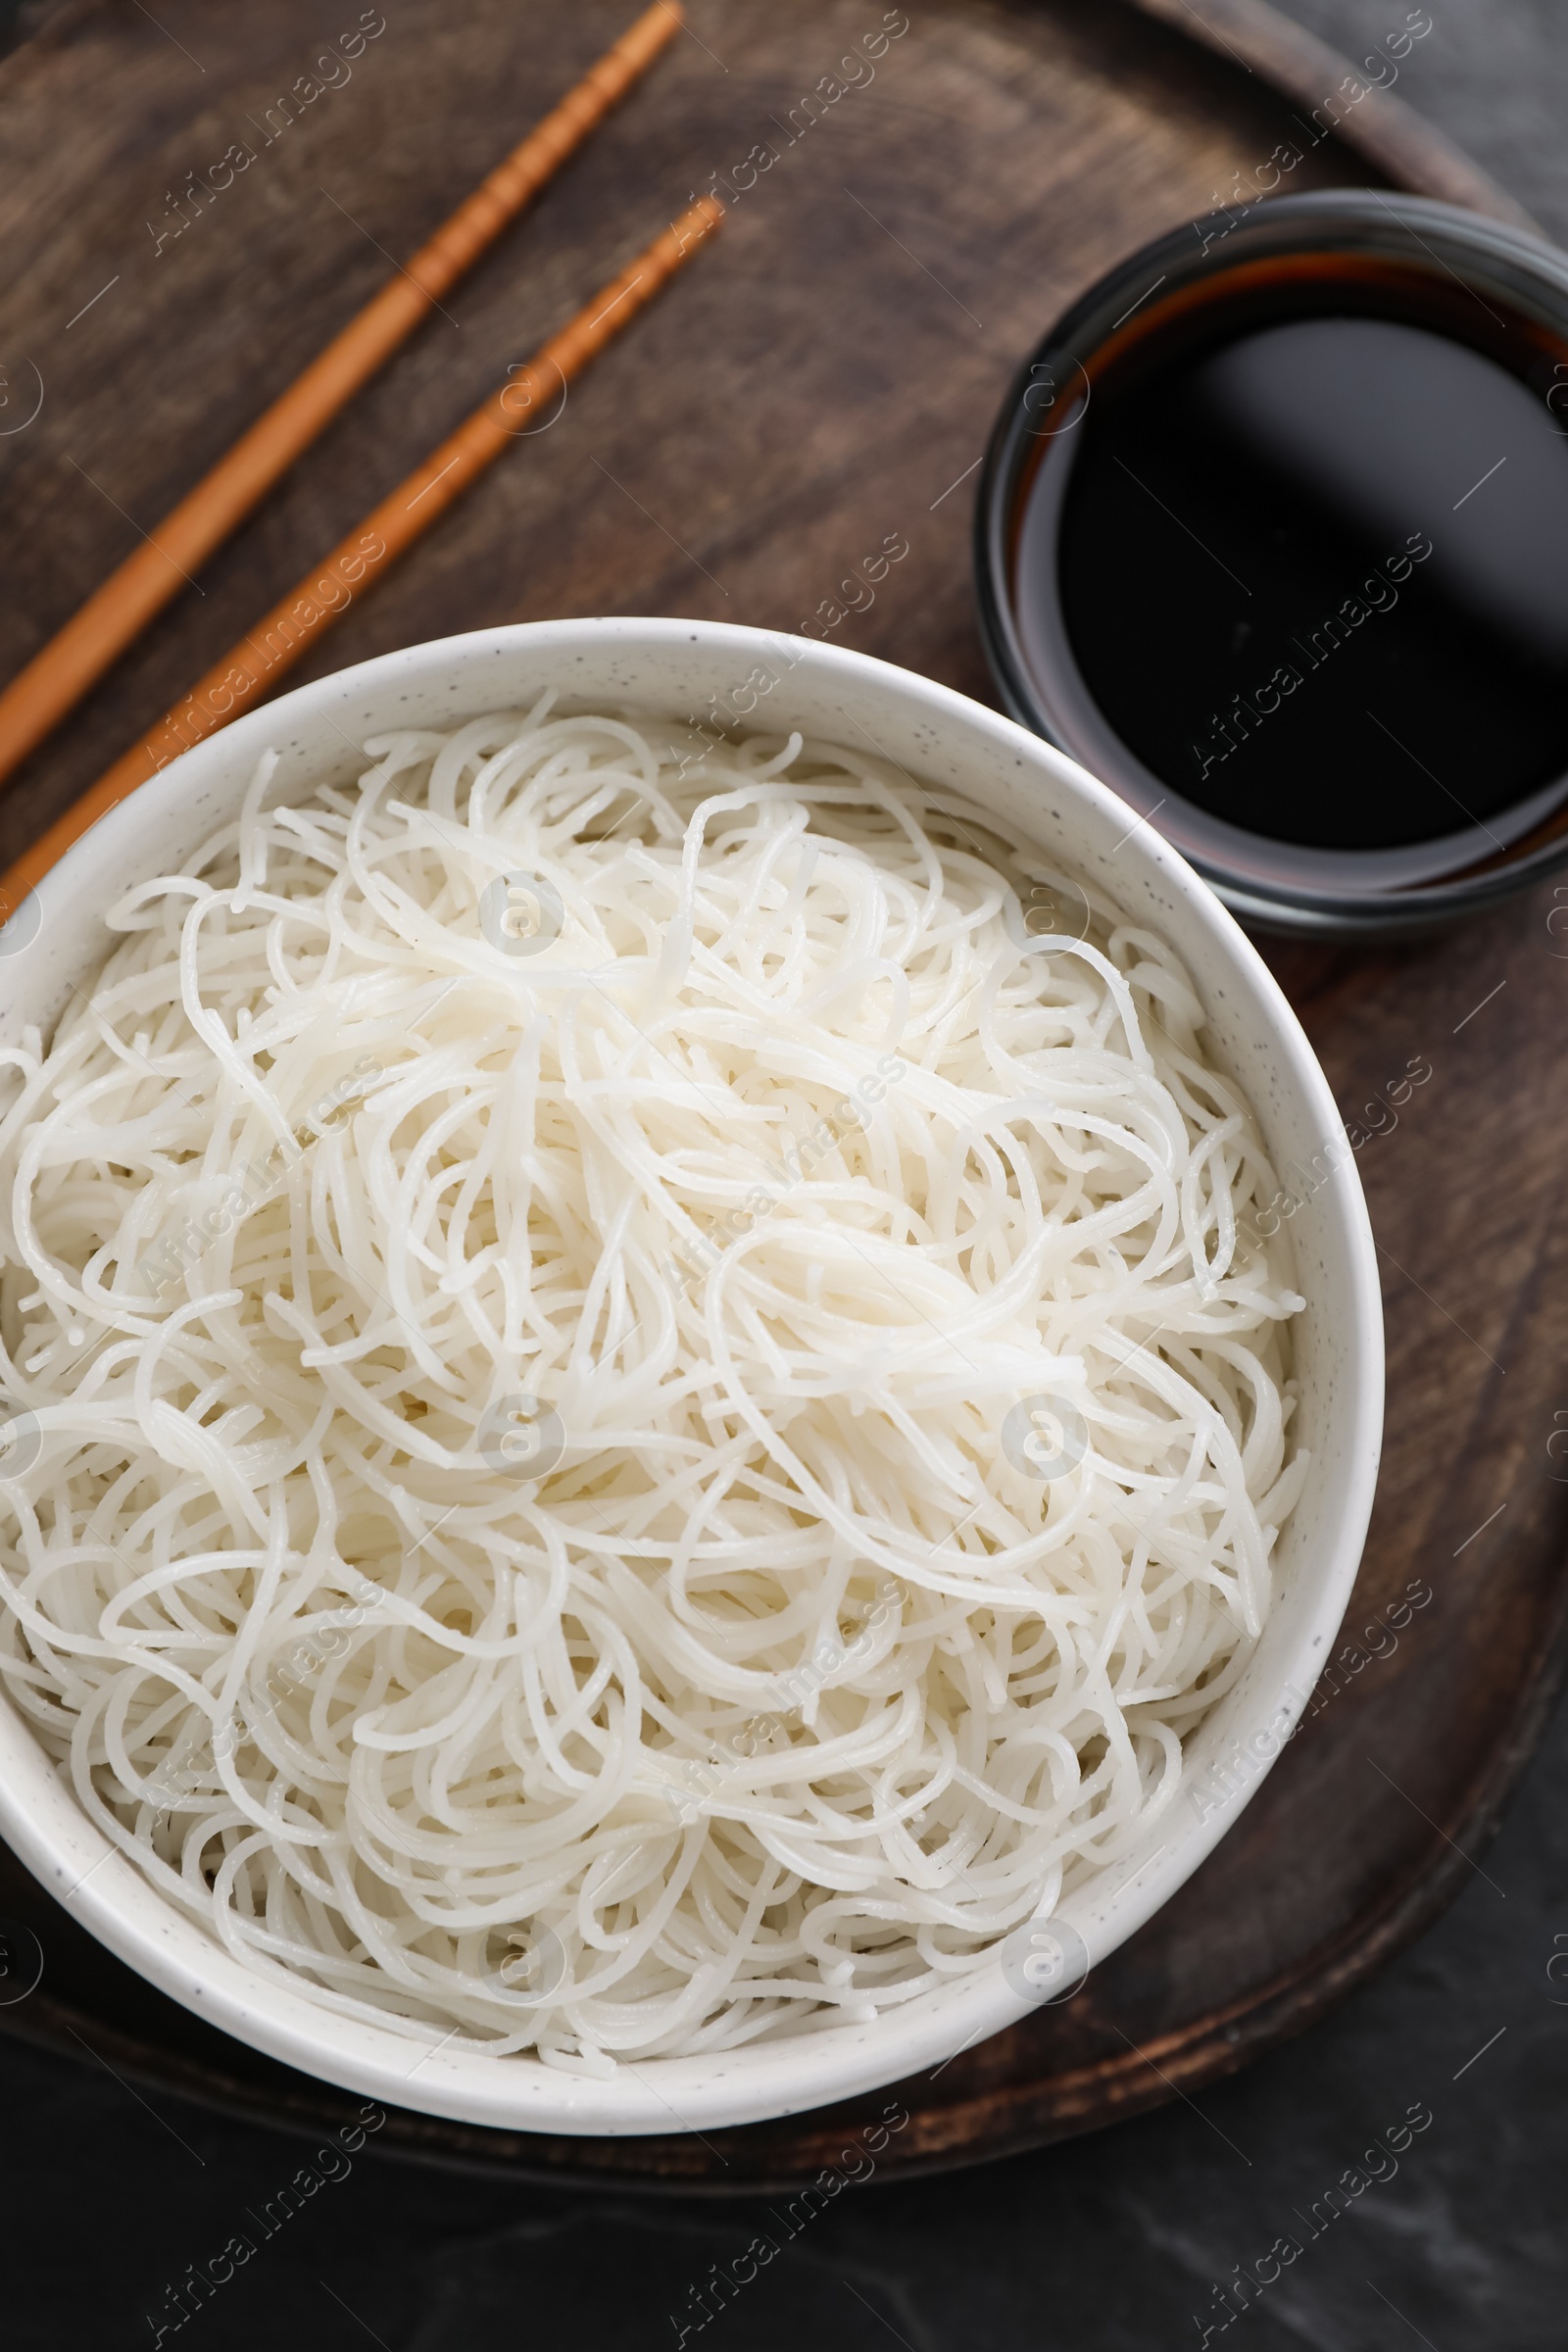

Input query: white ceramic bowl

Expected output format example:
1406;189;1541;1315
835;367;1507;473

0;619;1382;2135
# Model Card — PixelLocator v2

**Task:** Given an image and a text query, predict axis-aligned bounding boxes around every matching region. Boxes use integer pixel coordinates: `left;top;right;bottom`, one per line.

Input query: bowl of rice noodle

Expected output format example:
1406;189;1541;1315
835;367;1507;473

0;619;1381;2134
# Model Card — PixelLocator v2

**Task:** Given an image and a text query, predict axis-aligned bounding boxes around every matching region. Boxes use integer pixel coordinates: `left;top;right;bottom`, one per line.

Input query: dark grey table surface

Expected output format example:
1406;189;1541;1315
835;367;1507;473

0;3;1564;2346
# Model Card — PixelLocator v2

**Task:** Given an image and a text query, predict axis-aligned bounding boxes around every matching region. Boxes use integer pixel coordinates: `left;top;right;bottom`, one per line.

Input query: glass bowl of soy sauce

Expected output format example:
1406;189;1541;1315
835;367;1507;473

975;192;1568;936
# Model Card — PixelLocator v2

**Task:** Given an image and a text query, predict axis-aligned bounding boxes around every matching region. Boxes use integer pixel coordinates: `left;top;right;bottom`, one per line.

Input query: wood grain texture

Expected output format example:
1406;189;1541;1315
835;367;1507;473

1127;0;1540;228
0;0;686;798
0;0;1560;2188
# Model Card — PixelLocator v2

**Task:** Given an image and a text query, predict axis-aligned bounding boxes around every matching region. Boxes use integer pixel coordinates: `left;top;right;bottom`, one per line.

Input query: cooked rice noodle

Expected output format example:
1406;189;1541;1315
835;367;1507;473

0;704;1306;2066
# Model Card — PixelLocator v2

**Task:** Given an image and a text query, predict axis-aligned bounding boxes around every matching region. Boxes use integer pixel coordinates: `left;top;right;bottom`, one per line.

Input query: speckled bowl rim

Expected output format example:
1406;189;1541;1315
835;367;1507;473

0;619;1383;2135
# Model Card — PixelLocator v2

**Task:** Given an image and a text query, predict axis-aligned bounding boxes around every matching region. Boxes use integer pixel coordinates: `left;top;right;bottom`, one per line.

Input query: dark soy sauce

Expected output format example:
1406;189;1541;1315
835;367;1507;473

1019;257;1568;874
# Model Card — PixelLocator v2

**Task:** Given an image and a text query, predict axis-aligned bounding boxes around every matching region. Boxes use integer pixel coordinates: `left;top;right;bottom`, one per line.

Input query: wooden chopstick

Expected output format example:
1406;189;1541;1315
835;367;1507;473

0;195;723;919
0;1;683;795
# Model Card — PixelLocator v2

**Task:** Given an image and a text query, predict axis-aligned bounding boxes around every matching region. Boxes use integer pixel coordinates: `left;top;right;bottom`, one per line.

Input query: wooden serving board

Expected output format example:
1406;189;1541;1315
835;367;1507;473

0;0;1558;2188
